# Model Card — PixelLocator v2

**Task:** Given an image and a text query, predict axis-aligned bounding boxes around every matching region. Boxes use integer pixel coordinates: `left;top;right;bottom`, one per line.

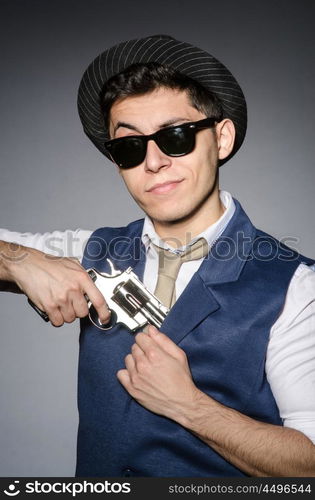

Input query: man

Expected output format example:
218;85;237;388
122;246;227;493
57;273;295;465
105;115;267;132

1;35;315;477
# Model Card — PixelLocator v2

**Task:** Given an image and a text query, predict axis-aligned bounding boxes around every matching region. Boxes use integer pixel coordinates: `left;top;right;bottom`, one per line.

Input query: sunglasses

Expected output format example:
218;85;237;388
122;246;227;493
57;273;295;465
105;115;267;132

104;117;217;169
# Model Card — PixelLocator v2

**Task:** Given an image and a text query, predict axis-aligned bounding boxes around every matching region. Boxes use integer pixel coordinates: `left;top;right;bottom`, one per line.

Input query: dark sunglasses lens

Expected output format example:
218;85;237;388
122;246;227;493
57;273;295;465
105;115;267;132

110;137;146;169
157;126;195;156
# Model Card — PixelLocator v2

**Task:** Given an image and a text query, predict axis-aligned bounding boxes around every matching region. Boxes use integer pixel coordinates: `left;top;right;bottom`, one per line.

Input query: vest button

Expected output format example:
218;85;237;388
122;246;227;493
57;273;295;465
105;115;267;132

122;468;133;477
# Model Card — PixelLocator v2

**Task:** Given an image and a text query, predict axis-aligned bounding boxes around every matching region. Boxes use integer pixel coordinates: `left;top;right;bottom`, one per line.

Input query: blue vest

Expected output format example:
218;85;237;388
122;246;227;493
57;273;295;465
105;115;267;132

76;200;313;477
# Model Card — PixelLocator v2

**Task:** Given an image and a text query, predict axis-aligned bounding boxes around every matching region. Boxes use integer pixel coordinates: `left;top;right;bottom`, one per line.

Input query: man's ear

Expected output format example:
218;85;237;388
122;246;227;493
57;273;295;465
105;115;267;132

216;119;236;161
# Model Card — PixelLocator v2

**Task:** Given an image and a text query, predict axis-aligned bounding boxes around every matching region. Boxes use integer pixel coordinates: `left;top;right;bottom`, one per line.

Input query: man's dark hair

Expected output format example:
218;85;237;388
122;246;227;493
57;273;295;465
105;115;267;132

101;62;223;138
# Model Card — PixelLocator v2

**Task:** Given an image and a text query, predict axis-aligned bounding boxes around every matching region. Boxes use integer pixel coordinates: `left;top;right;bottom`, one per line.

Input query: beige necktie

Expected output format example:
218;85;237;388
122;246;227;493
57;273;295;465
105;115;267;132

153;238;209;308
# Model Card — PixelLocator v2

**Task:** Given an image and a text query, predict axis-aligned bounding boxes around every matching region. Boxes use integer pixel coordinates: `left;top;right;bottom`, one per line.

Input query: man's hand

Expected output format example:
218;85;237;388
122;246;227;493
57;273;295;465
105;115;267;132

0;242;110;327
117;325;201;421
117;325;315;477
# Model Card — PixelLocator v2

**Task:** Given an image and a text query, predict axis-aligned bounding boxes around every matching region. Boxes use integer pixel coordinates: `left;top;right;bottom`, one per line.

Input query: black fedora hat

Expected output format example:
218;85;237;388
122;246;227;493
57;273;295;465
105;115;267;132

77;34;247;164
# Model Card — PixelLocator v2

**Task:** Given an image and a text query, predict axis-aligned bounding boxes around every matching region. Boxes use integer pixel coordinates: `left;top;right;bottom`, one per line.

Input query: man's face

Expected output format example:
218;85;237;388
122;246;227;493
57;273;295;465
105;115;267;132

108;87;221;233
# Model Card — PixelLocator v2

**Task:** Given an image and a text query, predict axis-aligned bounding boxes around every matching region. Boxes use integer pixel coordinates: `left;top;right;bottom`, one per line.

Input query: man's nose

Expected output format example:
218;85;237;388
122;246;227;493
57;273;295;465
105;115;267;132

144;139;172;172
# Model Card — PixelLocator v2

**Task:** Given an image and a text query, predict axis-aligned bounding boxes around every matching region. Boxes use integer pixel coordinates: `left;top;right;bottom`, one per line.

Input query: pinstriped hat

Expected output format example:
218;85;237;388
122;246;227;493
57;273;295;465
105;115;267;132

77;34;247;163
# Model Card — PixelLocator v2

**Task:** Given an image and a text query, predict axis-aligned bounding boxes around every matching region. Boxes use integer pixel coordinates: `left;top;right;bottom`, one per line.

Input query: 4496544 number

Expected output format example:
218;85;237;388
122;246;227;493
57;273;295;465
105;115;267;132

262;484;311;494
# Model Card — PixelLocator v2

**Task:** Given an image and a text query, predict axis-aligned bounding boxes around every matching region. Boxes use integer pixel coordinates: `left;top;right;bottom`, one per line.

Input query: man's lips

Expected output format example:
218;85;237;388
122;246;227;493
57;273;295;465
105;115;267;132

146;179;184;194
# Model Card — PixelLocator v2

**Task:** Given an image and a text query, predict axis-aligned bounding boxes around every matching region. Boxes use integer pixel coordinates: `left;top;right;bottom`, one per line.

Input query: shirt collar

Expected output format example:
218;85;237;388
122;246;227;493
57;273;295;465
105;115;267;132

141;190;236;254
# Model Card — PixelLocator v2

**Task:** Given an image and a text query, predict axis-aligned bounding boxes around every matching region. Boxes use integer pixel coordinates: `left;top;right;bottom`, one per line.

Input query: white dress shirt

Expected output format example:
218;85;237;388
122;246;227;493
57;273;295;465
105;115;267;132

1;190;315;443
141;190;235;298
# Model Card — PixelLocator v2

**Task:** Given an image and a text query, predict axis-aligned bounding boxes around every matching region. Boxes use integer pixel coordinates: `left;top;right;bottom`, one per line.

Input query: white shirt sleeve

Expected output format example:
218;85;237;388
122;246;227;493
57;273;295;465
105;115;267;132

0;228;93;262
266;263;315;443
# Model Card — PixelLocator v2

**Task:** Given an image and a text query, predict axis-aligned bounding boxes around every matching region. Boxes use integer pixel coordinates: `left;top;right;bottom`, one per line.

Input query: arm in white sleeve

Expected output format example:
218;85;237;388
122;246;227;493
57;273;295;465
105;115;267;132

266;263;315;444
0;228;92;262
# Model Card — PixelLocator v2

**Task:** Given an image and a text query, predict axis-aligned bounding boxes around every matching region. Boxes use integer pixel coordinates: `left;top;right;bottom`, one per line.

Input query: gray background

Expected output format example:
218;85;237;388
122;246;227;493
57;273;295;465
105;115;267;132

0;0;314;476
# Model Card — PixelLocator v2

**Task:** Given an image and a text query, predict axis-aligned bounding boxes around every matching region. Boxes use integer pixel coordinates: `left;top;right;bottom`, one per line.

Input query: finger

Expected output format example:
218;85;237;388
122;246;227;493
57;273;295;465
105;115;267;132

59;301;77;323
117;369;132;391
125;353;136;372
147;325;182;358
48;307;64;327
135;331;157;354
72;294;89;319
83;276;111;324
131;342;145;361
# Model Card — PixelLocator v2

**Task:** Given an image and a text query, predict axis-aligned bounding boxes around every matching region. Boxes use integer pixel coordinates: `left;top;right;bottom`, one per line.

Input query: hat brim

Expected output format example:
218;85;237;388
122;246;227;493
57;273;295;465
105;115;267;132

77;35;247;165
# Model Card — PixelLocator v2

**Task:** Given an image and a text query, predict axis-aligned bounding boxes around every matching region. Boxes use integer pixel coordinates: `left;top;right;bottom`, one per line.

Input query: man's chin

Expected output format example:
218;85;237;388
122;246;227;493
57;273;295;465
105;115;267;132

147;210;190;226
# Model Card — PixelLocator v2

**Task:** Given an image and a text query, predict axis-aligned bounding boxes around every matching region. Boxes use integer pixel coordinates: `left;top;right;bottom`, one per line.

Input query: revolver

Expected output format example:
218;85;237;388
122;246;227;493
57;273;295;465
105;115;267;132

86;260;169;331
28;259;169;332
